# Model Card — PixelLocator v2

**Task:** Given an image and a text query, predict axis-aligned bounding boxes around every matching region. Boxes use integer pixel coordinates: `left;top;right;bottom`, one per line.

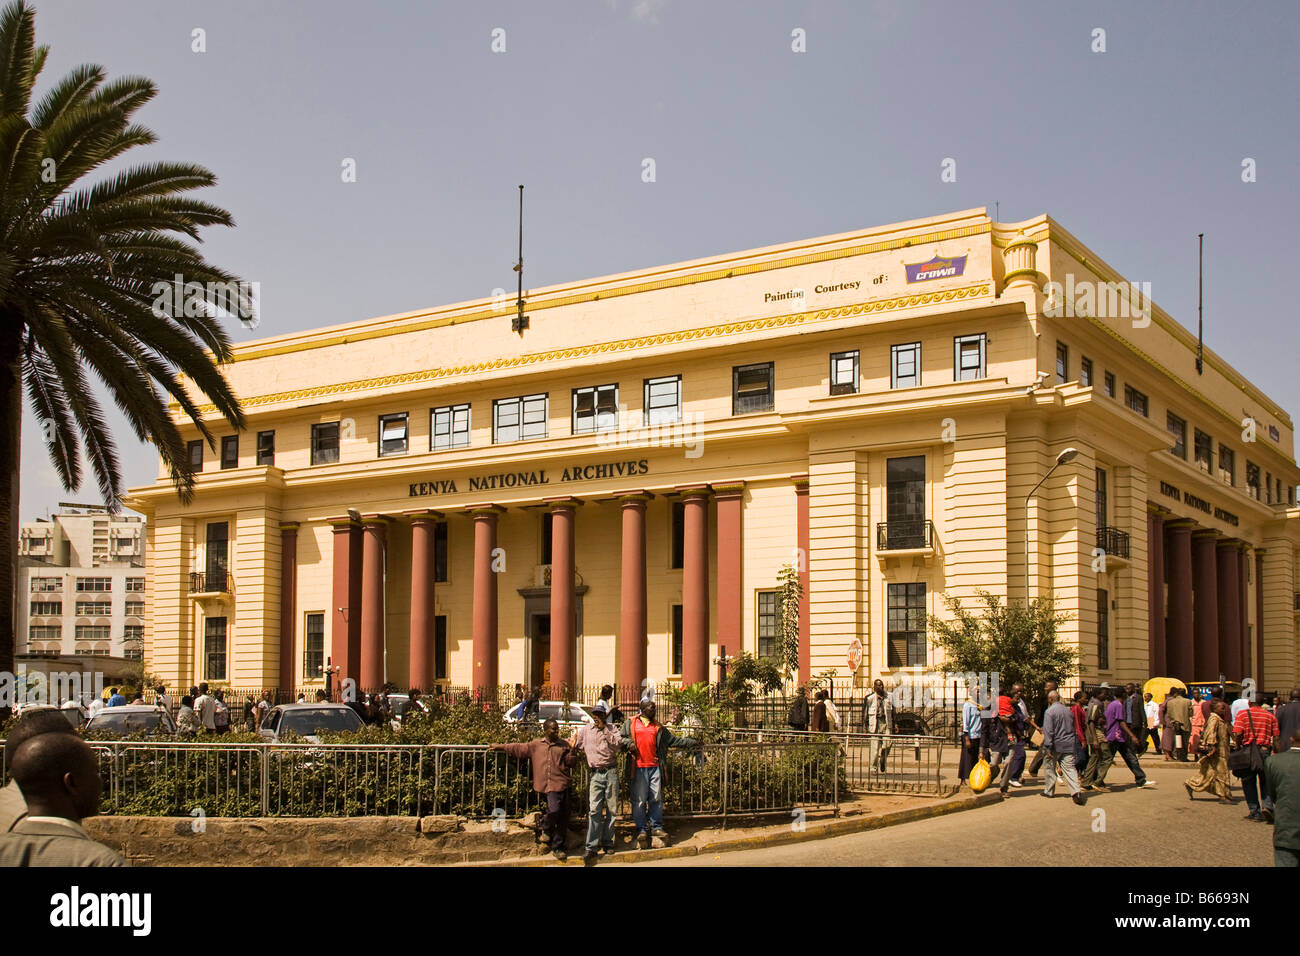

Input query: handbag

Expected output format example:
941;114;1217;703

1228;708;1266;776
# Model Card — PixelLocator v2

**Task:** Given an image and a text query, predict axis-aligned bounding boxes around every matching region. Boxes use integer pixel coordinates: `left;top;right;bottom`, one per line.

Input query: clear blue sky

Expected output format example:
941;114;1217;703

18;0;1300;519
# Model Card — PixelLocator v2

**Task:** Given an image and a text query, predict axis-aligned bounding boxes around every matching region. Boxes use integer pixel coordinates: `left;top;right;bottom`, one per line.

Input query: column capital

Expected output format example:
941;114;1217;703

617;491;653;505
791;474;810;493
543;496;584;511
403;509;445;523
1192;528;1221;541
710;481;746;499
360;513;394;527
675;484;711;498
327;516;361;530
1165;518;1198;532
1147;502;1172;517
464;503;506;517
279;521;300;533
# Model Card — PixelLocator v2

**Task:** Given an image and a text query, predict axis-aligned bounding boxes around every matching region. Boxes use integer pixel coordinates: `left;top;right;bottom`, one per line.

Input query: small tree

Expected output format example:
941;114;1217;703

777;563;802;684
928;591;1077;712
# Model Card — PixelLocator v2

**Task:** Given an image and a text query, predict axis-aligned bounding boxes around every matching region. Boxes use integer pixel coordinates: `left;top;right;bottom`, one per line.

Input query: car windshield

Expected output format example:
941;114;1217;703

89;711;165;735
279;708;362;735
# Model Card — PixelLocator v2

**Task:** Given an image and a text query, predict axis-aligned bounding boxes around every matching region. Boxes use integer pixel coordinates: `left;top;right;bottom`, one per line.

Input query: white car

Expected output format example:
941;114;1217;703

85;704;176;738
257;703;364;743
14;701;88;729
504;700;594;731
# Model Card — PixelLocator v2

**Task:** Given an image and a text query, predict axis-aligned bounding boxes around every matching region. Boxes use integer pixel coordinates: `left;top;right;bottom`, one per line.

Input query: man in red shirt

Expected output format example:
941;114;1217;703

1233;699;1280;823
620;701;696;849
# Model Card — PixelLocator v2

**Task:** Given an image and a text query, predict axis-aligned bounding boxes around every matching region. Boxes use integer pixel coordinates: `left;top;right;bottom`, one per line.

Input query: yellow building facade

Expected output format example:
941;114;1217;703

128;208;1300;701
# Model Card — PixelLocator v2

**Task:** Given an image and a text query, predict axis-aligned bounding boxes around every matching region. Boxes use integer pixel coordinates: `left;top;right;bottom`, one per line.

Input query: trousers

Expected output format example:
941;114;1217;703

543;789;570;848
630;766;663;834
1042;749;1081;797
585;767;618;851
1081;741;1114;787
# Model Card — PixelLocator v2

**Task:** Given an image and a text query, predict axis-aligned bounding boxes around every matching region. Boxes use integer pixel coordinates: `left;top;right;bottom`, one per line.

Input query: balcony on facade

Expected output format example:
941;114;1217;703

875;519;935;561
1096;526;1131;563
189;571;230;597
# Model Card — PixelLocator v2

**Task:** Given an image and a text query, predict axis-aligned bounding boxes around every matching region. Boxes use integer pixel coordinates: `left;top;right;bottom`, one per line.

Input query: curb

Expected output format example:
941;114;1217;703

473;791;1003;867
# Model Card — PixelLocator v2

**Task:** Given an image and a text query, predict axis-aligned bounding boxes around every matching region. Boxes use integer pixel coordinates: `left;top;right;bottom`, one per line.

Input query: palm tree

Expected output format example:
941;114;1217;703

0;0;245;682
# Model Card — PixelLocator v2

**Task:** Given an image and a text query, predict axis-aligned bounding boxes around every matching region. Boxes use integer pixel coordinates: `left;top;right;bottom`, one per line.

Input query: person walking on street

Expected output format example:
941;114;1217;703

810;690;829;733
862;678;895;771
999;685;1029;794
1081;686;1115;791
787;686;810;731
1266;728;1300;867
1233;697;1280;823
958;691;983;785
193;682;216;733
1038;691;1085;805
571;701;621;862
491;718;578;860
1277;689;1300;752
622;701;696;849
1125;683;1148;753
1164;687;1194;762
1025;680;1058;778
1189;691;1209;756
1144;692;1162;753
823;691;841;732
1111;686;1157;788
1071;690;1091;775
982;692;1012;788
1184;700;1233;803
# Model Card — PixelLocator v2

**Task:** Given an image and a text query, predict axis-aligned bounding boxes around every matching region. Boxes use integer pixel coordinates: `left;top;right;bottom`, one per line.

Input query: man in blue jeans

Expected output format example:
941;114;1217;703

621;701;696;849
571;701;621;863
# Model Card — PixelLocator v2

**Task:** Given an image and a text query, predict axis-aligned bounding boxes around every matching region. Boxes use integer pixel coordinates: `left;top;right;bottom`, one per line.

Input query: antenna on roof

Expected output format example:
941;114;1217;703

512;185;529;336
1196;233;1203;375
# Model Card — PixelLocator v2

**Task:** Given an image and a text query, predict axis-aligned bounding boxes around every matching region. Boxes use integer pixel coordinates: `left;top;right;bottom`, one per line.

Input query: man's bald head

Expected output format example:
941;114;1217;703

11;734;102;821
4;709;77;767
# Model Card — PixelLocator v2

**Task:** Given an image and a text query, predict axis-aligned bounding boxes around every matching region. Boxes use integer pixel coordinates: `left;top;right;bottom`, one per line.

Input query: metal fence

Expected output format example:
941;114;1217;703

727;729;950;796
2;739;840;825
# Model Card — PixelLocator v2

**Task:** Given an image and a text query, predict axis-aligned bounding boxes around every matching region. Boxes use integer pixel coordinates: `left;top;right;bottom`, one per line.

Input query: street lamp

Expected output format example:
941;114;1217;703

1024;447;1080;601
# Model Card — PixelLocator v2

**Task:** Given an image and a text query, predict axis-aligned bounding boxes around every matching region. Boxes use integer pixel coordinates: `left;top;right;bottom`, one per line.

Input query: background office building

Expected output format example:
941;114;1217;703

129;208;1300;700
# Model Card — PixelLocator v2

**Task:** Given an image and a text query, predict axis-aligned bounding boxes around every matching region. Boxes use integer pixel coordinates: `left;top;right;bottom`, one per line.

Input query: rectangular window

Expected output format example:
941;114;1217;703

644;375;682;426
430;404;471;451
75;601;111;615
670;501;685;569
886;456;926;548
220;435;238;469
124;601;145;617
1193;430;1213;473
75;625;111;643
732;362;775;415
31;577;62;592
493;394;548;443
1056;342;1068;383
256;430;275;466
1219;445;1235;485
304;612;324;679
1124;385;1148;417
122;626;143;660
1246;461;1261;500
29;601;62;616
378;412;409;457
1095;467;1108;528
886;583;927;668
188;440;204;470
953;334;986;382
756;590;781;659
205;522;229;592
434;615;448;681
28;625;62;643
572;384;619;434
204;617;227;682
670;604;683;676
311;422;340;465
125;577;145;592
1104;372;1116;398
434;522;449;583
1266;472;1273;504
75;577;111;592
1098;589;1110;670
1167;411;1187;459
891;342;921;389
830;351;859;395
1080;357;1093;387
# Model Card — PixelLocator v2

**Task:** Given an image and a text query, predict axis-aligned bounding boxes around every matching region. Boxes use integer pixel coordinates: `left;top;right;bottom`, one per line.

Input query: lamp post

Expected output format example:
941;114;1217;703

1024;447;1080;601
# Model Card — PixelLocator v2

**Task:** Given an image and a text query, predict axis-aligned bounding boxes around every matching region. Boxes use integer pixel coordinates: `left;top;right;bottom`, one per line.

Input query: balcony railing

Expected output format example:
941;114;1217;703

1096;526;1131;560
189;571;228;594
876;519;933;551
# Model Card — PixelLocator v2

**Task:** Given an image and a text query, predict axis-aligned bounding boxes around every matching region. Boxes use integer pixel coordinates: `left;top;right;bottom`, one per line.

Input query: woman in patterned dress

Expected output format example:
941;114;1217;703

1184;700;1233;802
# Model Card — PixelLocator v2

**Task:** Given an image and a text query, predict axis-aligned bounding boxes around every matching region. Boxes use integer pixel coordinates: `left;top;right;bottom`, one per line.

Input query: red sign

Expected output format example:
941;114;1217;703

847;639;863;673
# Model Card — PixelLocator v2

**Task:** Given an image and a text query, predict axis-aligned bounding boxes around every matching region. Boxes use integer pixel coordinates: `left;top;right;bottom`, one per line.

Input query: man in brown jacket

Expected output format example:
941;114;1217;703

492;718;578;860
1165;687;1194;762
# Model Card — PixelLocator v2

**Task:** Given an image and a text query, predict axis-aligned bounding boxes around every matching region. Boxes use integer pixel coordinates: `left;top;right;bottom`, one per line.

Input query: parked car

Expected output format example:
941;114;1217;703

84;704;176;738
257;703;364;743
386;693;430;731
504;700;593;731
14;701;88;729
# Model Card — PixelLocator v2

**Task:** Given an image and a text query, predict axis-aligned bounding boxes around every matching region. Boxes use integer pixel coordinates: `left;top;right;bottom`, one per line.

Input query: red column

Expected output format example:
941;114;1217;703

1254;550;1266;685
618;494;649;693
471;507;503;697
330;518;361;698
1240;548;1252;681
714;483;744;673
1216;541;1241;681
279;523;298;697
1147;509;1165;677
548;500;580;695
680;488;711;686
408;513;440;692
1191;531;1220;681
360;517;389;692
794;476;811;680
1165;521;1194;680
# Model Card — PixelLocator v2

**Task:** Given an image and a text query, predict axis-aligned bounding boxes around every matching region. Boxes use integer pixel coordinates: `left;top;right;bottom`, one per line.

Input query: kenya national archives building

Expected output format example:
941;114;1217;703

123;208;1300;701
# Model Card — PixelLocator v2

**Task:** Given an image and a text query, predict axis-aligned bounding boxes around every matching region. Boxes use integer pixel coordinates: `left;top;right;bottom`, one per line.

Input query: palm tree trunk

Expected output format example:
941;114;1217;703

0;324;21;693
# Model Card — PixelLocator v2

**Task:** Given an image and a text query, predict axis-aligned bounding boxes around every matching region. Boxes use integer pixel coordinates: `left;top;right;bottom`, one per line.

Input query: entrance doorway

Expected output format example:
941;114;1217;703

529;612;551;690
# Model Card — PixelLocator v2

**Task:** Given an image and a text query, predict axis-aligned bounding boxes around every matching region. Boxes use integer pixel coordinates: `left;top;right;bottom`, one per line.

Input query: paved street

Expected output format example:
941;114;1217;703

621;755;1277;866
